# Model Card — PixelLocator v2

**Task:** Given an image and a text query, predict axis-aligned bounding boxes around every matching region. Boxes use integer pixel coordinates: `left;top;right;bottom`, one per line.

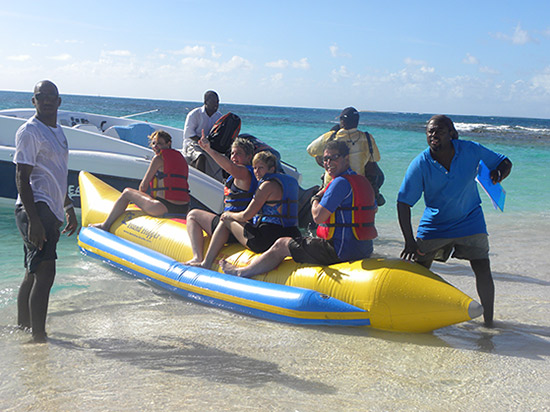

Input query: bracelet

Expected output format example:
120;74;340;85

64;203;74;212
310;194;322;205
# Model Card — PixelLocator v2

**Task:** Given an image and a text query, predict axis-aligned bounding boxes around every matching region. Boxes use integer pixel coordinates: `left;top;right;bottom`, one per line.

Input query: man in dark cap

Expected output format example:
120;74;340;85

307;106;385;204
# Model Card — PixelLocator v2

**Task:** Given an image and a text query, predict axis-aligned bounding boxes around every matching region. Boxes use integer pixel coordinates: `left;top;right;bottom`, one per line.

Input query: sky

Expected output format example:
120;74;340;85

1;1;550;118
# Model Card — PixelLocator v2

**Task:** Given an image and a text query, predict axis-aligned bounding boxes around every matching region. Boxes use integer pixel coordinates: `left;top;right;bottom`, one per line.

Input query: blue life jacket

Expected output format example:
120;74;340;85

223;165;258;212
253;172;299;227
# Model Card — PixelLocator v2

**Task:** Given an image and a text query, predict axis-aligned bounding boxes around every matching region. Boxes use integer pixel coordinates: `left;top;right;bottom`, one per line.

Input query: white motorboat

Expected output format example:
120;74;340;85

0;108;304;215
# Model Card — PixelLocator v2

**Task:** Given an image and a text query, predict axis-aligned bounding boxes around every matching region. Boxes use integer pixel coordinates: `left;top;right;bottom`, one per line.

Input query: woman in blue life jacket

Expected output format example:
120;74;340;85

189;151;301;269
185;135;256;266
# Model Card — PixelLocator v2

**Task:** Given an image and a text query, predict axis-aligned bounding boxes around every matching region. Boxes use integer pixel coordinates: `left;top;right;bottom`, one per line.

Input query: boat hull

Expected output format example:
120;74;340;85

79;226;370;326
78;171;483;332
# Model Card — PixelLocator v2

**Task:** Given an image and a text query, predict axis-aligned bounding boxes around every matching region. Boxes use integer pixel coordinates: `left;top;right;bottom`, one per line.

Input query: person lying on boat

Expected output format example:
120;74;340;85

220;140;377;278
185;136;257;266
91;130;190;231
186;150;301;269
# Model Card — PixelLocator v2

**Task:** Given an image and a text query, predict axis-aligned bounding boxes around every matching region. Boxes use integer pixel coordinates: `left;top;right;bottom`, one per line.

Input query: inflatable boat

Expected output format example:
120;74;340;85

78;171;483;332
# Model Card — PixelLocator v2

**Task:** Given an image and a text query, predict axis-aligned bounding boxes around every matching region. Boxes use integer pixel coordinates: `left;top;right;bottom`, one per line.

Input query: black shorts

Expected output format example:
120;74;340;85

244;222;302;254
211;215;238;244
157;197;189;217
15;202;62;273
288;237;341;266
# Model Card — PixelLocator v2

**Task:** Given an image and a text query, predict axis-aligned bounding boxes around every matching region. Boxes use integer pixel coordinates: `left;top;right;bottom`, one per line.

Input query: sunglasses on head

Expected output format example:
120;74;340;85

323;154;342;163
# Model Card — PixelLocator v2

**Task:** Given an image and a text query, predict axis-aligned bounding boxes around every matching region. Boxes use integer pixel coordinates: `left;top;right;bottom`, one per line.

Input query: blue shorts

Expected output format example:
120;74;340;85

15;202;62;272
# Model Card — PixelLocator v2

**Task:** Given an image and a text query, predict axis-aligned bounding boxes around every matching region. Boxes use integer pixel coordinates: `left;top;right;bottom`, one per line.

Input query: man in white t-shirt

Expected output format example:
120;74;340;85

14;80;78;343
183;90;222;174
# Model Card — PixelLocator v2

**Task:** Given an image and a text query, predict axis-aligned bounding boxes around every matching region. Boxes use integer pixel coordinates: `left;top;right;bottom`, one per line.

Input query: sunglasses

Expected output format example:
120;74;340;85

34;93;59;102
323;154;342;163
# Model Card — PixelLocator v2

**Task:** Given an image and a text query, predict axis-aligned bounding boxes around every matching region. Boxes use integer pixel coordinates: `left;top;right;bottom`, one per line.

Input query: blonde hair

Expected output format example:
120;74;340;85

252;151;277;171
148;130;172;146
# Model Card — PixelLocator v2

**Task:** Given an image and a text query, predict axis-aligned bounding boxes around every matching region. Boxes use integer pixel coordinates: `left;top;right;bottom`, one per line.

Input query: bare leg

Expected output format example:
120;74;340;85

198;223;232;269
220;237;292;278
18;260;56;342
470;258;494;327
185;209;216;265
17;269;33;330
91;188;168;231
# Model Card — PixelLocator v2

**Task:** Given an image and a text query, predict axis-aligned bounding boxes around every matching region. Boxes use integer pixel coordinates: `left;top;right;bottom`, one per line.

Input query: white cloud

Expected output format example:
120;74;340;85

463;53;479;65
7;55;31;61
330;44;351;58
211;46;221;58
180;56;215;69
494;24;536;45
331;65;351;82
404;57;434;74
181;45;206;57
266;59;289;69
479;66;499;75
404;57;426;66
292;58;310;70
531;66;550;94
218;55;253;72
49;54;71;61
103;50;132;57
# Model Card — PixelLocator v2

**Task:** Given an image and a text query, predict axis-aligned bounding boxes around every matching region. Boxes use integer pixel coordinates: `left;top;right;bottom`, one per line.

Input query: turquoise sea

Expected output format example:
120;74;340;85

1;91;549;411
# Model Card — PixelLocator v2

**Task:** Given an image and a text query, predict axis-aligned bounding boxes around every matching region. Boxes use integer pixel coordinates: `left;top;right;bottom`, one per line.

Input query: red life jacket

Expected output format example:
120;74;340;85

150;149;190;202
316;174;377;241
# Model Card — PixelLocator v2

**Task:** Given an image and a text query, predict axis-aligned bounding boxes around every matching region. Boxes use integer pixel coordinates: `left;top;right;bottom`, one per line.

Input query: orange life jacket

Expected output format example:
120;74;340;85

316;174;377;241
150;149;190;202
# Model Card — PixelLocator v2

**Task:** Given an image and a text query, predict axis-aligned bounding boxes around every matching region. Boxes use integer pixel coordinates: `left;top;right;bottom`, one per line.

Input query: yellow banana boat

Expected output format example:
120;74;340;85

78;171;483;332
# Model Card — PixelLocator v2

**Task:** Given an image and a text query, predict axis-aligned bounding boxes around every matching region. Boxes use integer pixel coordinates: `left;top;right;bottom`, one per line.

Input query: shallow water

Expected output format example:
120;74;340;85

1;93;549;411
1;213;548;412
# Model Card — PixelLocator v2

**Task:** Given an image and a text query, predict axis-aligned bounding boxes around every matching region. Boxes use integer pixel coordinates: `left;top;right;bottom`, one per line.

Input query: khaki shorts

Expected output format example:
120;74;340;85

416;233;489;263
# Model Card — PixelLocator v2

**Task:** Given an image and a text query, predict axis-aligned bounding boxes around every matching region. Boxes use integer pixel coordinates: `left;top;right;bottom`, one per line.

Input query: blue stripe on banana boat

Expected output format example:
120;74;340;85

78;226;370;326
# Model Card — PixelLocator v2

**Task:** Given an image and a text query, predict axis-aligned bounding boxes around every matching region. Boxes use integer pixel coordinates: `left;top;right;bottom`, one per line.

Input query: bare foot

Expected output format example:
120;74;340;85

89;222;110;231
185;259;203;267
219;259;241;276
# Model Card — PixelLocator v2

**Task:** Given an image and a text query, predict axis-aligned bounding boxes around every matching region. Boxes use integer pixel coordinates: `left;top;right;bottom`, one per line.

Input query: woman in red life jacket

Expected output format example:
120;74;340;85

91;130;189;231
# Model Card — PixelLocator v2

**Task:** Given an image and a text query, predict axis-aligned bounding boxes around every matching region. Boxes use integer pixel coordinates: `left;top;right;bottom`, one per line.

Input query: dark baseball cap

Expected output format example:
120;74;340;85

340;107;359;121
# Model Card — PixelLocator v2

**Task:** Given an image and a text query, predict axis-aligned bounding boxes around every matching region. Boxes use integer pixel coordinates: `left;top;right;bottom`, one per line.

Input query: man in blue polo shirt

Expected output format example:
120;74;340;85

397;115;512;327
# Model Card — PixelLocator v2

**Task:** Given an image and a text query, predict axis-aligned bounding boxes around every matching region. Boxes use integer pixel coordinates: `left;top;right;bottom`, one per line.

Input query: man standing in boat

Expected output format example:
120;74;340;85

397;114;512;327
14;80;78;343
183;90;222;174
220;140;377;277
307;107;385;205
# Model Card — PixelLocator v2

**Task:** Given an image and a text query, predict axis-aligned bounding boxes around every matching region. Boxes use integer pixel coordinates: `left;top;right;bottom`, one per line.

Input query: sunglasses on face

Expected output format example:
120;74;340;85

323;154;342;163
34;93;59;102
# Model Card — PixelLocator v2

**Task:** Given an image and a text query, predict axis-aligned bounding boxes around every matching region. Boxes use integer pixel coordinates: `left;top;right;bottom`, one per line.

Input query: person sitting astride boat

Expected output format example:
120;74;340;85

188;150;301;269
220;140;377;277
185;135;257;266
91;130;189;231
